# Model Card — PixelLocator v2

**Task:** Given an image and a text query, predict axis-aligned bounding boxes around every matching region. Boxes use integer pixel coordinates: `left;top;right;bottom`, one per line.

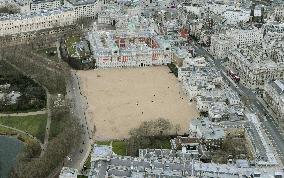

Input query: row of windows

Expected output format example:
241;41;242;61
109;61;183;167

0;14;74;27
0;21;73;33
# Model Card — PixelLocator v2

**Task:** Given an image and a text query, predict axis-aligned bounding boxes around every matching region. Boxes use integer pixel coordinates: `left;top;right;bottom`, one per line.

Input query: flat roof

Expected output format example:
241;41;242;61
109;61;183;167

66;0;97;5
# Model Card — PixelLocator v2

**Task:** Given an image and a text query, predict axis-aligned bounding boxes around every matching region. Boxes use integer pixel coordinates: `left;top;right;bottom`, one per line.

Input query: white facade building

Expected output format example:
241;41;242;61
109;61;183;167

226;27;263;48
59;167;78;178
274;4;284;21
0;7;75;36
13;0;61;13
88;30;171;68
228;46;284;89
225;89;241;106
30;0;61;13
97;4;124;25
184;5;204;17
222;9;251;25
264;80;284;119
210;34;237;59
64;0;102;20
206;2;229;15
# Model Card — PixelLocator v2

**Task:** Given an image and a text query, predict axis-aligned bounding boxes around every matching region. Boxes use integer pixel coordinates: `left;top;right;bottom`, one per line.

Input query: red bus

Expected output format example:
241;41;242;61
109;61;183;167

227;70;240;83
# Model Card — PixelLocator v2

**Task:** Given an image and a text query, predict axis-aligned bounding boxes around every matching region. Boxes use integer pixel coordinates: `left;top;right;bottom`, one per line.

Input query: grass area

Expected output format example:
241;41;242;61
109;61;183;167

0;126;17;135
66;36;80;57
77;175;88;178
0;114;47;142
0;125;38;144
112;141;127;156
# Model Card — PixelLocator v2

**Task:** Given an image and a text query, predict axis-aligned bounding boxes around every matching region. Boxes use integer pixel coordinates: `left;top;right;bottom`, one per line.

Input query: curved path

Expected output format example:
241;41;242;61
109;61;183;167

0;124;43;148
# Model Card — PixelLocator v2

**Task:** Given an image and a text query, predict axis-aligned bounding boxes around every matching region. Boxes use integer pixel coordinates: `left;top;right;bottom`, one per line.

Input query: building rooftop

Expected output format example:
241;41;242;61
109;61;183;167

92;144;113;161
32;0;59;3
66;0;97;6
271;80;284;95
190;117;225;140
0;6;72;21
59;167;78;178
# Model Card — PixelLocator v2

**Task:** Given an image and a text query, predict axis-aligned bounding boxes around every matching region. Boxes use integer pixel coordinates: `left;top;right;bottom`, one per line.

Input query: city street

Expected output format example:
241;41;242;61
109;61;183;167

192;42;284;164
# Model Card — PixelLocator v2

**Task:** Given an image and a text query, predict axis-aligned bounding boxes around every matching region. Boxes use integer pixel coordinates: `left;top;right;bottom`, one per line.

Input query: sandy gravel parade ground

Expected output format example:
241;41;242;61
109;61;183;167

77;66;199;140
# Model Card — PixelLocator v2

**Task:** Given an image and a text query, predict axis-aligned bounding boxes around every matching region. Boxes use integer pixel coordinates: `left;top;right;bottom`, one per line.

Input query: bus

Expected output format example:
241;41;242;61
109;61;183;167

227;70;240;83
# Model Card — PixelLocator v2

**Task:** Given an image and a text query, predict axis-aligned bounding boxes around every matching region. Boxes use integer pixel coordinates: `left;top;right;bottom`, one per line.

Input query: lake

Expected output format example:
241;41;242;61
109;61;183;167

0;136;23;178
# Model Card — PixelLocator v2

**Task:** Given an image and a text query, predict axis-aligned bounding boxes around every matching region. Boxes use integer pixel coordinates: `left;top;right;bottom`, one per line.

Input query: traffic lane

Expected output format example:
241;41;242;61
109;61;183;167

262;120;284;163
192;43;284;160
194;44;284;158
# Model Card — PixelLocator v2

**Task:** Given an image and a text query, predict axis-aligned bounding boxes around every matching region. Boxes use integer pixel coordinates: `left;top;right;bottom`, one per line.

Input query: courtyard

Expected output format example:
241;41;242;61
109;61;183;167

77;66;199;140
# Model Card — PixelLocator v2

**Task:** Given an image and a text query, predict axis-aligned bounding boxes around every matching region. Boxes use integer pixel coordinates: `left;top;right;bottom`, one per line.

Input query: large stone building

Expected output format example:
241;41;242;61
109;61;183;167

210;34;236;59
222;9;251;25
30;0;61;12
97;4;124;25
264;80;284;119
226;26;263;48
189;117;225;150
210;26;263;59
0;0;103;36
88;29;171;68
0;7;75;36
263;21;284;35
59;167;78;178
227;46;284;89
13;0;61;13
64;0;102;20
274;4;284;21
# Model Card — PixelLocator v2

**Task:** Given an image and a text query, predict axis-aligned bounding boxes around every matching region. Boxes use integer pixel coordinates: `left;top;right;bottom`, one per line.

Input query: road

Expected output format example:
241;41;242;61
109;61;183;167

64;70;93;173
192;42;284;164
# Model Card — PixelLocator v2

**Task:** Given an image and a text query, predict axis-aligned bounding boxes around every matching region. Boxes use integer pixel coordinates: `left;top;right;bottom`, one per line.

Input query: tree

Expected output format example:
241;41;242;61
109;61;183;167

174;124;181;135
127;118;173;156
0;3;20;14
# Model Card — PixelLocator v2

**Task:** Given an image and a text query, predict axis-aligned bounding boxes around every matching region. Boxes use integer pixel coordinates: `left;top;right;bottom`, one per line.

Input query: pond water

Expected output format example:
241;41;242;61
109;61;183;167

0;136;23;178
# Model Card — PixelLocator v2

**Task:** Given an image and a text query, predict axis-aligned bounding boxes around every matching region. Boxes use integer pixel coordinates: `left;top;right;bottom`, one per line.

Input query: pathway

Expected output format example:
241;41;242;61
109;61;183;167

0;58;51;157
0;110;47;117
40;92;51;157
0;124;43;148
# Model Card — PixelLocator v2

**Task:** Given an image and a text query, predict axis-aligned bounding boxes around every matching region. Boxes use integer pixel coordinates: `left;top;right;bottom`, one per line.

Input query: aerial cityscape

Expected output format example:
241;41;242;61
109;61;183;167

0;0;283;177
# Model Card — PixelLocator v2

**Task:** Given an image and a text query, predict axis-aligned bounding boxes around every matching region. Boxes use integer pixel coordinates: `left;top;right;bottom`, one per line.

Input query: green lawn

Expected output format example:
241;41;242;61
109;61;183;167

112;141;127;156
66;36;80;57
0;126;17;135
0;114;47;142
77;175;88;178
0;126;39;143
